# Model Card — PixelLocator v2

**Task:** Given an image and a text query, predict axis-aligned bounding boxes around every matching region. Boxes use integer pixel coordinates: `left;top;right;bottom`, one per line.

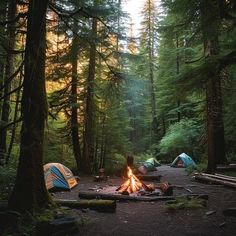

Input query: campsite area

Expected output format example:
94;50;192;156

1;0;236;235
52;165;236;236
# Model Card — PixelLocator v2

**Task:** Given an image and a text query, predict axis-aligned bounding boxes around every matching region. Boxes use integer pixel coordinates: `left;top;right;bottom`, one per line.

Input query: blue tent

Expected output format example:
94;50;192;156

44;163;78;190
171;153;197;168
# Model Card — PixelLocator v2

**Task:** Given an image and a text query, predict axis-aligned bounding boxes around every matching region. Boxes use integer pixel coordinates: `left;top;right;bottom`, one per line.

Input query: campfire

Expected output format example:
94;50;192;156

116;167;154;194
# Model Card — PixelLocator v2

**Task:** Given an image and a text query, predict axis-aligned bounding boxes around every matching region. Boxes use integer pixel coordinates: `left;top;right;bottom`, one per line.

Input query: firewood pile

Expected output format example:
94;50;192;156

194;173;236;188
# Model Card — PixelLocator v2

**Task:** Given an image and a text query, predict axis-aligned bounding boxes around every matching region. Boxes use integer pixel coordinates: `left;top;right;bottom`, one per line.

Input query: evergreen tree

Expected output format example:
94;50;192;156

139;0;159;143
9;0;51;212
0;0;17;164
158;0;236;170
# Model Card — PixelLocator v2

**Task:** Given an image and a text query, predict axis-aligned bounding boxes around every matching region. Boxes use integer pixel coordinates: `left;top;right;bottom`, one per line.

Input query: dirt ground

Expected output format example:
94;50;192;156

54;166;236;236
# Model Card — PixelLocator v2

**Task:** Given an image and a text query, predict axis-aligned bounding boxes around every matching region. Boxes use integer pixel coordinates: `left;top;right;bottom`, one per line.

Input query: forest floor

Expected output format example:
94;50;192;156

54;166;236;236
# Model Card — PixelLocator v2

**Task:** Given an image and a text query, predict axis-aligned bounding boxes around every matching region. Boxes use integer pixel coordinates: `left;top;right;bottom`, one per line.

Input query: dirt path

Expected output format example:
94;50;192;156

54;166;236;236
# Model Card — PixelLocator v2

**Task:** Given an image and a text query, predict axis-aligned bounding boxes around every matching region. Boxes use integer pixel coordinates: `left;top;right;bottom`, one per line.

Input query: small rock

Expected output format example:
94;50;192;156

186;188;193;193
81;208;89;213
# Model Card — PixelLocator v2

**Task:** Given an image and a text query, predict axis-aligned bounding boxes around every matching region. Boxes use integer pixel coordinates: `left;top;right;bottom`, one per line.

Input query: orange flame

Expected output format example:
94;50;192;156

117;167;143;193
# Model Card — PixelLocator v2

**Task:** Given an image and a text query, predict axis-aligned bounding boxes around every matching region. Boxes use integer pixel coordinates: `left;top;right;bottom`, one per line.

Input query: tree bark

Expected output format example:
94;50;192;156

71;22;82;173
176;33;181;122
8;0;51;212
0;0;17;164
83;17;97;173
200;0;227;173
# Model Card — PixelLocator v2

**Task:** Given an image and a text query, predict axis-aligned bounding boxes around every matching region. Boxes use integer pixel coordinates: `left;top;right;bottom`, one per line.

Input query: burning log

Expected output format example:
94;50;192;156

116;167;157;194
116;167;144;194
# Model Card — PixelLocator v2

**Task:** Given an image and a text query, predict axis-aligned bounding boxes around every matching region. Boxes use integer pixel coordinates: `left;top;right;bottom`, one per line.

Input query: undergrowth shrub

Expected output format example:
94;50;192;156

0;165;16;200
105;153;126;176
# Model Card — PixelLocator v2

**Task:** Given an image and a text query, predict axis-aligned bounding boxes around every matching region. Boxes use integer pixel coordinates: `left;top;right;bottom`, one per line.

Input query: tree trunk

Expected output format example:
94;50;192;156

0;1;7;117
8;0;51;212
200;0;227;173
147;0;158;140
162;116;166;136
176;33;181;122
214;77;227;165
83;17;97;173
0;0;17;164
71;22;82;173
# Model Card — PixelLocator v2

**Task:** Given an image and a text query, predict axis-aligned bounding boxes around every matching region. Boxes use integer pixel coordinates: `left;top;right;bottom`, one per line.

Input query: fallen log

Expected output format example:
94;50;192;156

201;173;236;183
215;173;236;181
194;174;236;188
136;175;162;181
54;199;116;213
216;164;236;172
78;190;208;202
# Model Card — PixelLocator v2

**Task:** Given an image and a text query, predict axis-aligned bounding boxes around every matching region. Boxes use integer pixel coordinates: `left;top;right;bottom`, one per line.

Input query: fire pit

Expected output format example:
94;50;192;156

116;167;155;195
78;167;174;201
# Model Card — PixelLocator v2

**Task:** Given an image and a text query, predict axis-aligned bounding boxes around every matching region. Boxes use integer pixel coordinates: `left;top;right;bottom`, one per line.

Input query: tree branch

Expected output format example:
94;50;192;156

0;85;23;101
0;60;24;91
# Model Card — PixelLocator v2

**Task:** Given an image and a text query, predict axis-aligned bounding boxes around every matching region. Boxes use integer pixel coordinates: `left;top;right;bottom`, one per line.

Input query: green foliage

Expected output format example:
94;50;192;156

105;153;126;176
221;171;236;178
158;119;201;157
44;119;76;171
185;160;207;174
0;166;16;200
165;197;206;212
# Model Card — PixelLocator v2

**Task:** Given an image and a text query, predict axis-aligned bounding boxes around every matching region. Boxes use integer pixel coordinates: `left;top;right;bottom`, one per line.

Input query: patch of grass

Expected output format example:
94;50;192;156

165;197;206;212
186;160;207;174
78;216;91;227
